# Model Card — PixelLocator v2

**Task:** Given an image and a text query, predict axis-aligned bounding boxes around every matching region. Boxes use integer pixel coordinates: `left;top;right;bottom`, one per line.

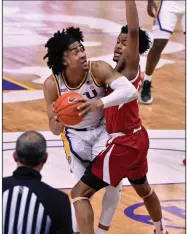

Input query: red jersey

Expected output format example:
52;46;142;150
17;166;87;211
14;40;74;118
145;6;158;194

104;70;143;134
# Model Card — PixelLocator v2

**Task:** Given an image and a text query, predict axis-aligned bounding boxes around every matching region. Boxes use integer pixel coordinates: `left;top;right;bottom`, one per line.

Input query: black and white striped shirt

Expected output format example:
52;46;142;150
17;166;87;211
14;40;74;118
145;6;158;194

3;167;73;234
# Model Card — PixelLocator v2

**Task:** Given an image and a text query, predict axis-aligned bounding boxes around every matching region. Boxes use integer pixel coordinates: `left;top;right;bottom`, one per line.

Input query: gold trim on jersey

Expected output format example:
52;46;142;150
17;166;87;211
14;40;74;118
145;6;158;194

61;130;72;163
89;61;103;87
61;72;88;90
52;73;61;97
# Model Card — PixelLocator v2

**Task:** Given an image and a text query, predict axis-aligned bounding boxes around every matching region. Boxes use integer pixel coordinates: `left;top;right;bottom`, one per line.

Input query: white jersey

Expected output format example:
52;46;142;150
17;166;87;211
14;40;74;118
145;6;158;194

53;61;105;129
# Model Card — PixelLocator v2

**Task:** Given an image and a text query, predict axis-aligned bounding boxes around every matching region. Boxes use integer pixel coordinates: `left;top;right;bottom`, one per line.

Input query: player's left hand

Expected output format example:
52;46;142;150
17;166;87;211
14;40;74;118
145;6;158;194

76;99;104;117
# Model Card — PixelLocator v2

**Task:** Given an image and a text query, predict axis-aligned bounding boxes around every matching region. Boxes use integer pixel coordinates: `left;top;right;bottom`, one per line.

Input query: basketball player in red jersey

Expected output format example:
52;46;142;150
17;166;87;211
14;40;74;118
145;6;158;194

71;1;169;234
43;27;138;234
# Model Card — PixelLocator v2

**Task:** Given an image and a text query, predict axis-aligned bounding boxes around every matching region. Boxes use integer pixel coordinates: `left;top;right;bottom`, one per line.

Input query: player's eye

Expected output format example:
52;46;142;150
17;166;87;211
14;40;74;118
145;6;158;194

73;49;79;55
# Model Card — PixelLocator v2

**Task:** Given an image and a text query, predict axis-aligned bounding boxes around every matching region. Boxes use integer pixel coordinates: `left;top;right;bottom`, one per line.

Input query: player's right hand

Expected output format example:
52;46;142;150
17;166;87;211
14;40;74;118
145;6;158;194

77;99;104;118
147;0;157;18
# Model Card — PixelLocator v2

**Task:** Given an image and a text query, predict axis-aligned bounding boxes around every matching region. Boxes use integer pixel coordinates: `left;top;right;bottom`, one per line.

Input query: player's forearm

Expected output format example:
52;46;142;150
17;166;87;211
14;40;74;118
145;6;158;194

101;76;138;108
49;117;64;135
125;0;139;32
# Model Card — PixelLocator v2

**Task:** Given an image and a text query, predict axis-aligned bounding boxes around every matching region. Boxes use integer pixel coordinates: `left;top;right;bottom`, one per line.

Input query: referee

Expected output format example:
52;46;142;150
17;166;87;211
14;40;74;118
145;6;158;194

3;131;73;234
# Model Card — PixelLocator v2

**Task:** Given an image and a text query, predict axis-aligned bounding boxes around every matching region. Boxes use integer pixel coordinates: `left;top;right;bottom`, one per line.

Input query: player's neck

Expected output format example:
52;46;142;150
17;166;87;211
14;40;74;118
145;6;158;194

63;69;87;88
115;61;139;81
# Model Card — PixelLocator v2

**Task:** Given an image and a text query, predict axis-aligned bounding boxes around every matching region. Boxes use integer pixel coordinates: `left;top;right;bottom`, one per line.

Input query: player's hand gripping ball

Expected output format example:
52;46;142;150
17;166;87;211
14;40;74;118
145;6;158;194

54;92;84;125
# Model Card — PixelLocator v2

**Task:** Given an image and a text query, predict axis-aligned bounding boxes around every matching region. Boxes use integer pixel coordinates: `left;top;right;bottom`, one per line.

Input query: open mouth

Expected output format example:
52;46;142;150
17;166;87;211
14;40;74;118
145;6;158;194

81;60;87;65
114;51;121;57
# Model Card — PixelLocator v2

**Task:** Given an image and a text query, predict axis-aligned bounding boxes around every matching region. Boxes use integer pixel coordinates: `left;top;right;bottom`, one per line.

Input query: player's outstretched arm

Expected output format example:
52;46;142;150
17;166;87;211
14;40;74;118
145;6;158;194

95;61;138;107
43;76;64;135
116;0;139;74
77;61;138;117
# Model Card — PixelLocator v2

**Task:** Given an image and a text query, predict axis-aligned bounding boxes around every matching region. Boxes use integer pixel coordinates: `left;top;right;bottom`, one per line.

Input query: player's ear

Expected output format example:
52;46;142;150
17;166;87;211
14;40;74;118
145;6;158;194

63;57;68;66
63;53;70;66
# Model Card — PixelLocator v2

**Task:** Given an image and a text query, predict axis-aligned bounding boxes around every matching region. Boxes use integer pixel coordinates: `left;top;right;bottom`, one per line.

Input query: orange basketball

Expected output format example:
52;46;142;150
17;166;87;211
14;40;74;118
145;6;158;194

54;92;83;125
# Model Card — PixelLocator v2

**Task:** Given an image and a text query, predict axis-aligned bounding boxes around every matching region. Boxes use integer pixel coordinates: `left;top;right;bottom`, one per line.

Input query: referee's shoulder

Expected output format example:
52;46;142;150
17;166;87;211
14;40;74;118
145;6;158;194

3;176;13;180
2;176;15;190
40;181;69;201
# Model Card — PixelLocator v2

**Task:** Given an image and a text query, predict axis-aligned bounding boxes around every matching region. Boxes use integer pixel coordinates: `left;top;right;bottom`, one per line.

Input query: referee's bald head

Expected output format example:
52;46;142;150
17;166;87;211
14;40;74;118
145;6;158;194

15;131;47;167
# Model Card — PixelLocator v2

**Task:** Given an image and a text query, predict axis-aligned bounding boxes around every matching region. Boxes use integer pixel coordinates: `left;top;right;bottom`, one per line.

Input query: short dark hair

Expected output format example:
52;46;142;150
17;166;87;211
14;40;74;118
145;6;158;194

121;25;151;54
16;131;47;167
43;26;84;75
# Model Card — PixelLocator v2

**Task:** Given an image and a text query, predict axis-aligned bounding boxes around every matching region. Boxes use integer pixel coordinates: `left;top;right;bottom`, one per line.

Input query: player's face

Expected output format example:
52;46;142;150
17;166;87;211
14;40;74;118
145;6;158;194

113;33;127;62
63;41;89;71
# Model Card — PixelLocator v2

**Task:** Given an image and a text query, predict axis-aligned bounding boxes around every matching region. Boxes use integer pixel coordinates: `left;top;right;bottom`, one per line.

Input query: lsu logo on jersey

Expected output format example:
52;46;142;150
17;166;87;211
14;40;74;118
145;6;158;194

83;89;98;99
124;199;185;230
83;81;99;99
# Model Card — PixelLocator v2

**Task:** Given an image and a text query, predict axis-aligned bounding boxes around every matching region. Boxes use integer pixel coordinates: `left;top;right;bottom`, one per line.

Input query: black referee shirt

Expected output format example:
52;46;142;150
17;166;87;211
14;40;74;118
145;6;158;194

3;166;73;234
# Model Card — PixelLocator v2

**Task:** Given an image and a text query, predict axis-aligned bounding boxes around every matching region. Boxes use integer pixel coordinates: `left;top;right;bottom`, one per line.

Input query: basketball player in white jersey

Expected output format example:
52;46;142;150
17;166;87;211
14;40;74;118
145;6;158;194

43;27;138;234
141;0;185;104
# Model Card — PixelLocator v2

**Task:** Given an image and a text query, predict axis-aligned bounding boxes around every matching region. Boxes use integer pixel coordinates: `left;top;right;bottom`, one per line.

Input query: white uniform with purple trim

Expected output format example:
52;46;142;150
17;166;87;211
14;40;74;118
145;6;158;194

53;61;110;180
153;0;185;39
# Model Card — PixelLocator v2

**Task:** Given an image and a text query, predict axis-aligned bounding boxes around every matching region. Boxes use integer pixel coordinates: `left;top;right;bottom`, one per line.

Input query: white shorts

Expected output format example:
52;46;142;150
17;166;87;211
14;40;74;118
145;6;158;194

152;0;185;39
61;120;110;181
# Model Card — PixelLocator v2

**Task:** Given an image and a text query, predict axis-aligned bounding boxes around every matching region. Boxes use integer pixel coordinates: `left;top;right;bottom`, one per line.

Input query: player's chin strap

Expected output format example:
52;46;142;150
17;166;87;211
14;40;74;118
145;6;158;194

141;188;153;199
72;197;89;204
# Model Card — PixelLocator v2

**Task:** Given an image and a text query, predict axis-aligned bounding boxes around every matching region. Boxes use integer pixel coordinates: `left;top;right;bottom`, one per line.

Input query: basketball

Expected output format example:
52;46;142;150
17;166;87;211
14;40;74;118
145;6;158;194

54;92;84;125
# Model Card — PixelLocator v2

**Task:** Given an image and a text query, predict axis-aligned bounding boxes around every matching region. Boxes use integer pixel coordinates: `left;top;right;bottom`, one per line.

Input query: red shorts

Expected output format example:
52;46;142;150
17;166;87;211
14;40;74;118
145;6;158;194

91;126;149;187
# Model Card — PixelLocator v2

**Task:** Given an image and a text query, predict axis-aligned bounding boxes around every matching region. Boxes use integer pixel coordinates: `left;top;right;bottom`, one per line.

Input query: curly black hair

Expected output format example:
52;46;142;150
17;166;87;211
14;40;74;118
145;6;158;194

44;27;84;75
121;25;151;54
